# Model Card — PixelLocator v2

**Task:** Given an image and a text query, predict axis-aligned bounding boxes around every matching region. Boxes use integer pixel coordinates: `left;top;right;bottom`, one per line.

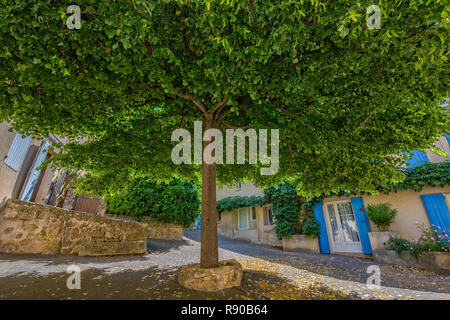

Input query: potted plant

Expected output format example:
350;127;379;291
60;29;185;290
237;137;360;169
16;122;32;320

366;203;398;250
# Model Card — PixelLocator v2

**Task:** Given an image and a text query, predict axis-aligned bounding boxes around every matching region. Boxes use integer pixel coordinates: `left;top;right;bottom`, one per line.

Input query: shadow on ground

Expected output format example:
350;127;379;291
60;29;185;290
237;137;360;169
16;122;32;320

0;267;357;300
183;231;450;294
147;239;192;254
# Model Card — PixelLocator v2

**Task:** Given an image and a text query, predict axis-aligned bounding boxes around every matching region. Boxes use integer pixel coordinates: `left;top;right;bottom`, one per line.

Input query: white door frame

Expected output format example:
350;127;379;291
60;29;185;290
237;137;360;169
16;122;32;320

324;199;362;253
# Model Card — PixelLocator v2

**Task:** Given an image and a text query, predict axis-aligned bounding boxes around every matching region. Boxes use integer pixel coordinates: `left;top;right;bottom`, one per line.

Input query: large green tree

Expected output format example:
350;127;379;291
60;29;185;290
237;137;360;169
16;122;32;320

1;0;448;268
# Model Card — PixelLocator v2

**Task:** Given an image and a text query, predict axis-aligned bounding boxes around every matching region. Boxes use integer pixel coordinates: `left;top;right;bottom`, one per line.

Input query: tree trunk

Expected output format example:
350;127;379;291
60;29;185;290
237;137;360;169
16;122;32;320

200;121;219;268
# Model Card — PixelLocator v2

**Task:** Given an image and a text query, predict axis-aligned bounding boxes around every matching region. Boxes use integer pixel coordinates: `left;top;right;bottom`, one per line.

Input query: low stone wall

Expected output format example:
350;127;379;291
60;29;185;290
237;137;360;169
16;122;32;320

368;231;398;250
260;225;282;247
0;200;147;256
282;234;320;254
373;250;450;275
106;214;184;241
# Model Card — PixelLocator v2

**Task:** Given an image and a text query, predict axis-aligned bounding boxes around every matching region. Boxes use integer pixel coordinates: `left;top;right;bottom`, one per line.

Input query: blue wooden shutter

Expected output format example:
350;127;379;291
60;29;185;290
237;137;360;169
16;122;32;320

4;133;32;171
350;197;373;254
420;193;450;232
313;202;330;254
406;150;429;168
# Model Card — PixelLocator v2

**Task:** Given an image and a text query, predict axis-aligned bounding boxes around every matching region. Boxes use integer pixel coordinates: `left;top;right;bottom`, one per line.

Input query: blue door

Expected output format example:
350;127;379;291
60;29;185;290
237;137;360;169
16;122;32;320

421;193;450;233
314;202;330;254
350;197;373;254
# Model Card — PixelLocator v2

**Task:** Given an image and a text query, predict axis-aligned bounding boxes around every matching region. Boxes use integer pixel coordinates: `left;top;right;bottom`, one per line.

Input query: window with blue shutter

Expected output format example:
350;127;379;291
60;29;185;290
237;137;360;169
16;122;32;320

420;193;450;233
313;202;330;254
4;133;32;171
406;150;429;168
445;134;450;147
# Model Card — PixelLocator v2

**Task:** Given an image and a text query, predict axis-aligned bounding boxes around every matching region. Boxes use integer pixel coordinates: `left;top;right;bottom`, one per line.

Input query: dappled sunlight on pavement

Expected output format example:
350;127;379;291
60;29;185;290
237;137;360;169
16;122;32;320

0;231;448;300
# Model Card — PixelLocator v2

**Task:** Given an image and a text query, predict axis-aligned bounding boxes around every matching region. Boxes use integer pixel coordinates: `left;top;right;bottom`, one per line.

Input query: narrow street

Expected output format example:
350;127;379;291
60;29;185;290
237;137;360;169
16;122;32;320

0;231;448;300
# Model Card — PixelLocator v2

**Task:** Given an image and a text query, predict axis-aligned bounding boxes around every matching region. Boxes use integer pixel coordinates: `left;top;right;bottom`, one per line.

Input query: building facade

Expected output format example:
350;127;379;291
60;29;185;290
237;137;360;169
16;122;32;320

217;134;450;254
0;122;102;214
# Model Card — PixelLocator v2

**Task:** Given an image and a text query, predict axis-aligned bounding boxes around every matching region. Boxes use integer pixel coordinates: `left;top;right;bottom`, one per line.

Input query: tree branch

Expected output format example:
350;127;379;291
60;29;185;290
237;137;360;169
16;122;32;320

212;88;231;116
175;90;208;115
224;123;250;129
248;0;258;24
356;109;376;131
66;49;86;74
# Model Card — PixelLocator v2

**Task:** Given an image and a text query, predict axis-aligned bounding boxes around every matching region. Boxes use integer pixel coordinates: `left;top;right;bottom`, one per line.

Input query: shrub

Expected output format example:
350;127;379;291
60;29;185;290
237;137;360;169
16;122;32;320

264;181;321;239
264;182;303;239
106;178;200;228
366;203;397;231
302;219;321;238
387;223;450;257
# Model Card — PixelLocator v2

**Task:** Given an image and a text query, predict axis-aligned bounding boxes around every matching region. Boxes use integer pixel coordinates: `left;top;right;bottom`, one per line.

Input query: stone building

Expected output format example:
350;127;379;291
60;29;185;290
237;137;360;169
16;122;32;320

216;132;450;254
0;122;103;214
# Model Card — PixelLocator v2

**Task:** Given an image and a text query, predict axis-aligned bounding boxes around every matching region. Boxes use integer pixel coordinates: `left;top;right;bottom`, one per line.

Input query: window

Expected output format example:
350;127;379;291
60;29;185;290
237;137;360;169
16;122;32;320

20;140;50;202
237;182;242;190
264;207;274;225
4;133;32;171
251;207;256;220
238;208;248;229
218;212;222;222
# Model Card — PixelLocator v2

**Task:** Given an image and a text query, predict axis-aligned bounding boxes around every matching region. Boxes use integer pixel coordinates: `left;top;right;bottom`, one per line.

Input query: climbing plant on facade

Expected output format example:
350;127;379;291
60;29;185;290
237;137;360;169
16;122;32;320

1;0;448;268
216;196;267;213
265;181;321;239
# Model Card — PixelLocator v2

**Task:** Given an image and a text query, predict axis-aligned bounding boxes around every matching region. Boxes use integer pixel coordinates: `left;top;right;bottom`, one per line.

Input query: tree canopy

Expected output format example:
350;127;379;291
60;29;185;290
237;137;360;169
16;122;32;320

1;0;448;197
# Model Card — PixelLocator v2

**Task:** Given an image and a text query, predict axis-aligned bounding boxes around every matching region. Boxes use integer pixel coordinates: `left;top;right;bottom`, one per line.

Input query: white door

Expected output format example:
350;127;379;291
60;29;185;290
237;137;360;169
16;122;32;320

20;140;50;202
238;208;249;230
325;200;362;253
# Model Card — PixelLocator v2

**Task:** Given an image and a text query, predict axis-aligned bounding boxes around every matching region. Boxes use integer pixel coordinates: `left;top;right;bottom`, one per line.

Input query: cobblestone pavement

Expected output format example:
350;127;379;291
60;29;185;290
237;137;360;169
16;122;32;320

0;230;448;300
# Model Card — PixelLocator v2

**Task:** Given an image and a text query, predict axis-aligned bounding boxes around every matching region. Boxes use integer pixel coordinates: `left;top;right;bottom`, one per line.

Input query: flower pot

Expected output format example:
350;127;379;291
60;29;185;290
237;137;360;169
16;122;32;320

368;231;398;250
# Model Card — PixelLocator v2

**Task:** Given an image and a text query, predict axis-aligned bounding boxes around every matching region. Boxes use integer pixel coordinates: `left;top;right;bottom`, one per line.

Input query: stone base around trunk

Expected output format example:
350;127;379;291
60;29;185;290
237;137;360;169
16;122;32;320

178;259;243;292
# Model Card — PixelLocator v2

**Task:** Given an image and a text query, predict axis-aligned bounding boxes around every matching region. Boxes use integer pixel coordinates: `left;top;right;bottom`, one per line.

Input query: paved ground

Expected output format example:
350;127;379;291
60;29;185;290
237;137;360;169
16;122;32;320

0;230;448;300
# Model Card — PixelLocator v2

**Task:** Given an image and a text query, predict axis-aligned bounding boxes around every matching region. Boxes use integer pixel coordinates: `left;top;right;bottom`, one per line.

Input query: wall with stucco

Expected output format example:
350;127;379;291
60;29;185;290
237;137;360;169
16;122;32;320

0;122;67;209
218;205;282;247
321;185;450;251
0;123;39;207
427;136;450;163
217;182;264;201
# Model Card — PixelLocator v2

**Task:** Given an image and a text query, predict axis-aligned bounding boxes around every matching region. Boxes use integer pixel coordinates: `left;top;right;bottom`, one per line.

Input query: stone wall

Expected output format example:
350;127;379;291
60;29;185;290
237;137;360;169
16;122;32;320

0;200;147;256
373;250;450;275
282;235;320;253
106;214;184;241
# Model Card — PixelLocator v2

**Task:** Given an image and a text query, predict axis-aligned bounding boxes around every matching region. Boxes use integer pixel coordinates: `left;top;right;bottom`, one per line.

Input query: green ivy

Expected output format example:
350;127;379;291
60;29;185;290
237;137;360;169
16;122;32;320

216;162;448;239
216;196;267;213
106;178;200;228
265;182;321;240
379;162;450;193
